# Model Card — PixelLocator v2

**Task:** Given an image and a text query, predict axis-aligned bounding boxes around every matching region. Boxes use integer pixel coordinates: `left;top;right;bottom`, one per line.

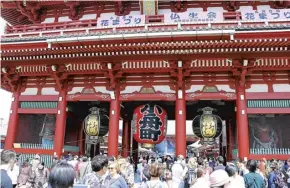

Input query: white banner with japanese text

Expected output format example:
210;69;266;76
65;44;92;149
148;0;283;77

97;15;145;27
164;11;224;23
241;9;290;21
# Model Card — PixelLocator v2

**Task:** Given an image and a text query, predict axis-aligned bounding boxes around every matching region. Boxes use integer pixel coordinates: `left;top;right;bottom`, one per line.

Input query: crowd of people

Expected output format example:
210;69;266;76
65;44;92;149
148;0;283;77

1;149;290;188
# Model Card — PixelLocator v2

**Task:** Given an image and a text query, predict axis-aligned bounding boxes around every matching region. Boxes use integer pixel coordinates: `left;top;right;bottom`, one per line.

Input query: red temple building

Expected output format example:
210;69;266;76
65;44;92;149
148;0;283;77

1;1;290;166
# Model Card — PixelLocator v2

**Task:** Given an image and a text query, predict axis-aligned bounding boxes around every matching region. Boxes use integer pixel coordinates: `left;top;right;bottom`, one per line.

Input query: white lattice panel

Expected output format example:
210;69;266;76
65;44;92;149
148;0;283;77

122;61;170;69
191;59;232;67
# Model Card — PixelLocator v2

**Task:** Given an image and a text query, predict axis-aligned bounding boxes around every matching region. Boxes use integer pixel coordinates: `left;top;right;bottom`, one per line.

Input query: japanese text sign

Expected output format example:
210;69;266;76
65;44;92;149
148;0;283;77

242;9;290;21
97;15;145;27
164;11;224;23
132;104;167;145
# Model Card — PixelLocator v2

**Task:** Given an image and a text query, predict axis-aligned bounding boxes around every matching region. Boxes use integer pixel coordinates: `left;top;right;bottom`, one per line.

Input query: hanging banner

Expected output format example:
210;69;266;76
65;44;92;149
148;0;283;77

241;9;290;21
97;15;145;27
164;11;224;23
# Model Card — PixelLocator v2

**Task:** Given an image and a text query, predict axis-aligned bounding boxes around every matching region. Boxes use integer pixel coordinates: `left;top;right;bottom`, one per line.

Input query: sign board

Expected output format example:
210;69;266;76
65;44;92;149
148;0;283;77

241;9;290;21
164;11;224;23
97;15;145;27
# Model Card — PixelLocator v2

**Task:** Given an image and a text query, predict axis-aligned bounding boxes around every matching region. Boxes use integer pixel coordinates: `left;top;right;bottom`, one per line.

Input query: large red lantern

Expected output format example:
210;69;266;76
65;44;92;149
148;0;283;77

132;104;167;148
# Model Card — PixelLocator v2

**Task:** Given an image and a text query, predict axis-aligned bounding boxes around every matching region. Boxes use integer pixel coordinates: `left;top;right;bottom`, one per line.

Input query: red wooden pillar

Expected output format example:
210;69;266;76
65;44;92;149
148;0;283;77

236;86;250;159
127;120;131;156
175;89;186;157
54;89;67;157
107;90;120;157
4;84;21;149
121;118;130;157
227;120;233;160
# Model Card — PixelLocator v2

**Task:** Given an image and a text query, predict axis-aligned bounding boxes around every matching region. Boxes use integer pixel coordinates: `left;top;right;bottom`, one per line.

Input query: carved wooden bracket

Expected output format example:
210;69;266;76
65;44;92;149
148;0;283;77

170;0;188;13
66;1;83;20
1;72;20;92
223;1;239;11
16;1;45;23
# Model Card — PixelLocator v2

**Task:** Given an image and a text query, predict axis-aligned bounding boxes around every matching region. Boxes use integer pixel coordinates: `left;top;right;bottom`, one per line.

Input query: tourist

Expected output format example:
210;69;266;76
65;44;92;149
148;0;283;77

197;158;204;169
140;163;168;188
77;156;91;183
209;158;215;169
68;155;78;170
191;168;210;188
213;156;225;171
103;161;127;188
31;154;41;172
224;164;245;188
259;158;268;177
204;161;213;181
136;159;144;183
256;161;268;188
17;159;32;188
186;157;197;187
237;158;249;176
268;161;287;188
118;157;134;187
7;158;20;188
285;158;290;187
32;162;49;188
171;155;187;188
82;155;108;187
209;169;230;187
52;155;59;169
48;161;76;188
243;160;264;188
1;149;17;188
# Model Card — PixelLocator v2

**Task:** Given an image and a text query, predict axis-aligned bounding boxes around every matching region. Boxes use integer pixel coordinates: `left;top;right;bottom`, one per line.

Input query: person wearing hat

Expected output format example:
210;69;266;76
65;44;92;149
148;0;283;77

209;169;230;187
244;160;265;188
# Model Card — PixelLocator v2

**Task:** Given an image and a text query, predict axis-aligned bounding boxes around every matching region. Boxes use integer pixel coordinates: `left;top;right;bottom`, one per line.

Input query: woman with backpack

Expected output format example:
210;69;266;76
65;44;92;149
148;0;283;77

185;157;197;187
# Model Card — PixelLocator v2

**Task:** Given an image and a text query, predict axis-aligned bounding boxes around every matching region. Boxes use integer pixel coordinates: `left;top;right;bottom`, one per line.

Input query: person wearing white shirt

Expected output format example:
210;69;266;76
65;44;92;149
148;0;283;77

7;162;20;188
171;155;187;188
68;155;79;168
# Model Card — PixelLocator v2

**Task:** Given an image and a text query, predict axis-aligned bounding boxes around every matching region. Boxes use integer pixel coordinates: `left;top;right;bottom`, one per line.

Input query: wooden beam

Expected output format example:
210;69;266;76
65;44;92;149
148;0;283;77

18;108;58;114
249;154;290;160
19;95;58;101
2;51;290;67
13;148;54;155
246;92;290;100
247;108;290;114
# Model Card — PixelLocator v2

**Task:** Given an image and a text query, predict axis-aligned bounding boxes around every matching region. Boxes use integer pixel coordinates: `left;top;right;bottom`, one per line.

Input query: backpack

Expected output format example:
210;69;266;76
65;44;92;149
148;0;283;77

275;172;287;188
186;167;196;185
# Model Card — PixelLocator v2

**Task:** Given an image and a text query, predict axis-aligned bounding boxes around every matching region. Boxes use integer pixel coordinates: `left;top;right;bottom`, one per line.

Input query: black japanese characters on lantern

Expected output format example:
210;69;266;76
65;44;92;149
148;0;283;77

83;107;109;144
192;107;223;145
132;104;167;148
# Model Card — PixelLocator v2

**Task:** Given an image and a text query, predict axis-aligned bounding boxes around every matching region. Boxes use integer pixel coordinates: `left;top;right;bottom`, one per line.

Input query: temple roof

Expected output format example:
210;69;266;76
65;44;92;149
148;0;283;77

1;1;289;26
